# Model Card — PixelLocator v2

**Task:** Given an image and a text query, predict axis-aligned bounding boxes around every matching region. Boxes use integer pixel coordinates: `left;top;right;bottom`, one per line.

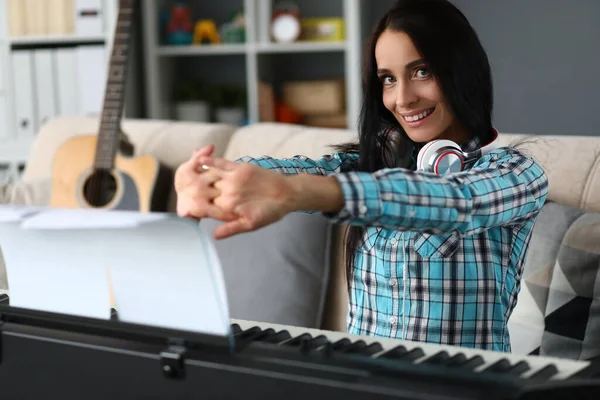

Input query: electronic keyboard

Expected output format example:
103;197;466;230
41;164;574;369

230;318;596;382
0;302;598;399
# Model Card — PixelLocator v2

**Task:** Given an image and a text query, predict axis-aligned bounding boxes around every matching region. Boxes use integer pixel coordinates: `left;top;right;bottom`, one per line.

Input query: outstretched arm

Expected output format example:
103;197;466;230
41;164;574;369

236;152;359;176
323;148;548;236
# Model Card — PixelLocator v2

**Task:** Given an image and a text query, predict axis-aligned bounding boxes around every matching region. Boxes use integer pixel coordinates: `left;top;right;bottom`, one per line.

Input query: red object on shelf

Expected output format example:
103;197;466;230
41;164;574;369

167;4;193;33
275;102;303;124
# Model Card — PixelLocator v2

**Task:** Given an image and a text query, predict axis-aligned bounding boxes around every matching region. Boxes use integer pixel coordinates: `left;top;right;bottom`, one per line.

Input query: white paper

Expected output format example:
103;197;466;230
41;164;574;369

0;205;230;336
106;218;230;336
0;204;44;222
21;207;169;230
0;223;111;319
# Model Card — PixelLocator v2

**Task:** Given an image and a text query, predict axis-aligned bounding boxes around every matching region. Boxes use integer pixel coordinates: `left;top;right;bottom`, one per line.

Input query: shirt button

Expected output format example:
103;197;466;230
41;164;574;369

389;278;397;286
389;316;398;325
408;210;416;217
359;205;367;214
390;238;398;245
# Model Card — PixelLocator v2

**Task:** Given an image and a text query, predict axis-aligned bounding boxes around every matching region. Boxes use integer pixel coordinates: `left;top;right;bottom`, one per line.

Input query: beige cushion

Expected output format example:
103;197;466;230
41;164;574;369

498;134;600;214
223;122;358;161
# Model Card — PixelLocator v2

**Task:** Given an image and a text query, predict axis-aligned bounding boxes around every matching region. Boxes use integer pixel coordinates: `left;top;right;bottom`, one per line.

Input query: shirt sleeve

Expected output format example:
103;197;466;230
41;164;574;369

235;152;359;175
324;148;549;236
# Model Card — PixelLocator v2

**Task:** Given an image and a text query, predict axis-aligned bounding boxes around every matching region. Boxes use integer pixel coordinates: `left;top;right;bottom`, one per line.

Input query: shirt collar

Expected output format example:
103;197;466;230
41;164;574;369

460;136;481;153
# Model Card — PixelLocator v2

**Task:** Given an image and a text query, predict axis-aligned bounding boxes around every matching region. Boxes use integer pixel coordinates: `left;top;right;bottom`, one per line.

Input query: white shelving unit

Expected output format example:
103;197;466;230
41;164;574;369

142;0;364;130
0;0;118;181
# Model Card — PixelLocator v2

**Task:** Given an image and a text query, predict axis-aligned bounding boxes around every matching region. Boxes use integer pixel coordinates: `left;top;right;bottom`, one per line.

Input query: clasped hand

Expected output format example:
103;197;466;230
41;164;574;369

174;145;298;239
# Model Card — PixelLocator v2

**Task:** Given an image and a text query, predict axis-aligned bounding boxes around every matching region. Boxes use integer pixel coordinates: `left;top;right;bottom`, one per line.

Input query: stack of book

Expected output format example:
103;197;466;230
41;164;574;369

7;0;104;37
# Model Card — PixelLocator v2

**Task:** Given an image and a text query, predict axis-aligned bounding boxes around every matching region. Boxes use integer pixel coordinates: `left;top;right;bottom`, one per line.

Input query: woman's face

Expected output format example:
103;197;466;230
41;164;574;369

375;29;465;144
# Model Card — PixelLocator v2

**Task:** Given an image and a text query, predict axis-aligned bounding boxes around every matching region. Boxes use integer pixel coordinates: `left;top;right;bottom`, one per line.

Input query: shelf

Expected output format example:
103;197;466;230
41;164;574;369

154;41;348;57
255;41;347;54
156;44;248;57
9;34;106;46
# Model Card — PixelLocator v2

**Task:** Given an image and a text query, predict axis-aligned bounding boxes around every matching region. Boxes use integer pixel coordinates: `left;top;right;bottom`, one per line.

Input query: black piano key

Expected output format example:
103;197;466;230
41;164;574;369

263;330;292;344
445;353;467;366
506;361;531;376
379;345;408;359
331;338;352;351
528;364;559;381
308;335;329;349
338;340;367;354
379;346;425;362
300;335;329;353
421;351;450;365
482;359;512;374
283;333;312;347
322;342;335;356
235;326;263;343
230;324;242;334
401;348;425;362
359;343;385;356
254;328;276;341
457;356;485;370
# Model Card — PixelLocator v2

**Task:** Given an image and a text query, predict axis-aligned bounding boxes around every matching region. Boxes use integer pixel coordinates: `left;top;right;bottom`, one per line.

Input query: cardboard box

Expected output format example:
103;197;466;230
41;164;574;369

282;80;345;116
303;113;348;129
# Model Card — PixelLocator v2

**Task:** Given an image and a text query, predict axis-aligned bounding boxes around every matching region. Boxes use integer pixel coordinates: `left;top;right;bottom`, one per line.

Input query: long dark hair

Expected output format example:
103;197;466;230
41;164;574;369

335;0;495;288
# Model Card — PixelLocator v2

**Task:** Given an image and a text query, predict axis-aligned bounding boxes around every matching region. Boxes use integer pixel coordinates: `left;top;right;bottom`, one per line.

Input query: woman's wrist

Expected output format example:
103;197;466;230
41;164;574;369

286;173;344;213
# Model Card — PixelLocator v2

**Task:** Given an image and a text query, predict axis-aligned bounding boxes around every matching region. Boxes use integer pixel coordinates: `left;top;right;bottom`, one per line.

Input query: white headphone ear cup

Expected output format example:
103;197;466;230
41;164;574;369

417;140;462;172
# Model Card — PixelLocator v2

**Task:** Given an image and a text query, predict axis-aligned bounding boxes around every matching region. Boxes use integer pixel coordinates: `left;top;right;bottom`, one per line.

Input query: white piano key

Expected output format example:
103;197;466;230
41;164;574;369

231;318;591;381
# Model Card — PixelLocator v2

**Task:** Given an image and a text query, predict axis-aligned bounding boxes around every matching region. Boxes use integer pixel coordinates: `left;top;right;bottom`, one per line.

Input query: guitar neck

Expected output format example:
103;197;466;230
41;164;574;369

94;0;136;170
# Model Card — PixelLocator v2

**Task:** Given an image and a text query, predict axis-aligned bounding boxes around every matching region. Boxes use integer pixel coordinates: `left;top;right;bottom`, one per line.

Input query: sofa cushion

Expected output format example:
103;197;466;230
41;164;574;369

497;134;600;214
508;202;600;360
223;122;357;161
200;212;332;329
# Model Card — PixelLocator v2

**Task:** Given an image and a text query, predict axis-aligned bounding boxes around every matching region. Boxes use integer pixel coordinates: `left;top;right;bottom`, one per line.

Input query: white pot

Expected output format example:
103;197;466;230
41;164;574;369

174;101;210;122
215;107;246;126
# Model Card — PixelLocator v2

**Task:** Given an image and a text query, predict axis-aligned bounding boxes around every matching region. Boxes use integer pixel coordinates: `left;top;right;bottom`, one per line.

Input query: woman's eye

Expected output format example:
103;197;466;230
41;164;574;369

381;75;395;85
415;68;430;79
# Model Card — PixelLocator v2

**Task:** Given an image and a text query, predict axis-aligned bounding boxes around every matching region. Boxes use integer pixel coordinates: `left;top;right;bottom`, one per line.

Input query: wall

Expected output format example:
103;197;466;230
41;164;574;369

360;0;599;136
451;0;600;136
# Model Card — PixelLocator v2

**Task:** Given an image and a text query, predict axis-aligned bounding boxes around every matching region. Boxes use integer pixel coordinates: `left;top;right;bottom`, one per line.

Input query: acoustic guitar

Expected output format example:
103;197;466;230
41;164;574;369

50;0;172;212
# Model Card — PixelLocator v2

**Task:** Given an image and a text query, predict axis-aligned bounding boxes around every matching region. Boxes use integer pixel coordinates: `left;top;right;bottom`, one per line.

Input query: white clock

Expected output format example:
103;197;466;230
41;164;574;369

271;11;301;43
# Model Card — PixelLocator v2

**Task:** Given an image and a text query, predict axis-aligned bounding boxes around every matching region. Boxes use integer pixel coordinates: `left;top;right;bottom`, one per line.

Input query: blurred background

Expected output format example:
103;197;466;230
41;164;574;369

0;0;598;180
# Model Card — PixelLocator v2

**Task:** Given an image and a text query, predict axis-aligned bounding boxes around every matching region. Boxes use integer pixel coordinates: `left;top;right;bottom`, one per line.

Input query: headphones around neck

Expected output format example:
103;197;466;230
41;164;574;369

382;128;500;175
416;128;499;174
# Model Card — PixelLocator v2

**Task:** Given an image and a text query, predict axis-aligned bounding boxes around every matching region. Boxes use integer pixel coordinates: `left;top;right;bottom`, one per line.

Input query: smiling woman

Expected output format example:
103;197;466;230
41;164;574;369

174;0;548;353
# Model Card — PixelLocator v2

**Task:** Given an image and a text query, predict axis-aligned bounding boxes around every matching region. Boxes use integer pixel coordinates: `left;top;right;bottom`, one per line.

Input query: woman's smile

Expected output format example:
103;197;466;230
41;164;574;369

398;107;436;127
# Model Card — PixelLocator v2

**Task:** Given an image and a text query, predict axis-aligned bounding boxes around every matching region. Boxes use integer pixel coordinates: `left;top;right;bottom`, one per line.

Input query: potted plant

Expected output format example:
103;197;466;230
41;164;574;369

172;80;213;122
213;84;247;126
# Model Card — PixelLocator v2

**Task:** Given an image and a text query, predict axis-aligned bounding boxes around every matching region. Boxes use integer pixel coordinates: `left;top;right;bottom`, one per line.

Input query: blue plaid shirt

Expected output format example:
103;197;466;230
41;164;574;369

237;138;548;352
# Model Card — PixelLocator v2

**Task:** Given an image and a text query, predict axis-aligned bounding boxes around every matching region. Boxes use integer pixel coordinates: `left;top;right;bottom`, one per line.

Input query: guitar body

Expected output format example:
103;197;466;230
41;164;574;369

49;135;172;212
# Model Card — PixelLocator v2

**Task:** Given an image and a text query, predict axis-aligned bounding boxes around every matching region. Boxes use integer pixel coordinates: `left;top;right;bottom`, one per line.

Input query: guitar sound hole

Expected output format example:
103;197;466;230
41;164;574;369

83;169;118;208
